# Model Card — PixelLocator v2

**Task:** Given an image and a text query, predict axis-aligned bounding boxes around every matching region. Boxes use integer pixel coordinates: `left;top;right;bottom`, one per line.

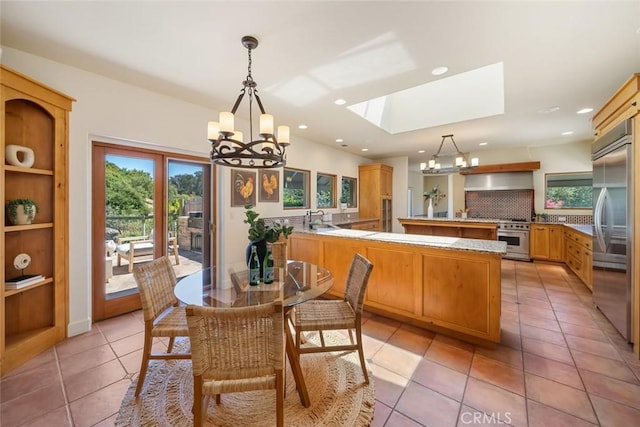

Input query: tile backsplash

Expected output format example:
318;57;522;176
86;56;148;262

465;190;592;224
465;190;533;220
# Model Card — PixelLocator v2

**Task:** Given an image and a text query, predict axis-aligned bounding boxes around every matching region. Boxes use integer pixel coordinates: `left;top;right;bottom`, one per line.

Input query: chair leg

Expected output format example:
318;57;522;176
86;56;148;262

348;328;355;345
319;330;326;347
167;337;176;353
276;370;284;427
135;329;153;397
356;323;369;384
193;375;203;426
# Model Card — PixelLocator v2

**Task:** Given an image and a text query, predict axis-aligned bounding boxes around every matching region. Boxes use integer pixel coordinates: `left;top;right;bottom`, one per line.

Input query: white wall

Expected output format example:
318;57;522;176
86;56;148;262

408;171;424;216
2;47;369;337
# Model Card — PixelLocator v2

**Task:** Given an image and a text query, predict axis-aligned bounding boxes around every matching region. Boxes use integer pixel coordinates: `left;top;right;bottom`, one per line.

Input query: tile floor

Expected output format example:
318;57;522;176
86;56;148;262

2;260;640;426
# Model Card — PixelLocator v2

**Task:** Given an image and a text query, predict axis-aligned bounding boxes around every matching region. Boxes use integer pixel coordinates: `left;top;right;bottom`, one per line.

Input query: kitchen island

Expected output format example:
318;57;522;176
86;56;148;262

398;217;499;240
289;228;506;347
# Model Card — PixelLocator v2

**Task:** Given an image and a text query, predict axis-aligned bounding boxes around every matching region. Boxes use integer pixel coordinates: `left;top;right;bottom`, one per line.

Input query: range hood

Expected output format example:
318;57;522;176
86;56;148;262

464;172;534;191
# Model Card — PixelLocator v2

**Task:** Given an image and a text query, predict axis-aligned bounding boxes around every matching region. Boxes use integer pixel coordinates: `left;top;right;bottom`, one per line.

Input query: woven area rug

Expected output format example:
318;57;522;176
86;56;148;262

115;331;375;426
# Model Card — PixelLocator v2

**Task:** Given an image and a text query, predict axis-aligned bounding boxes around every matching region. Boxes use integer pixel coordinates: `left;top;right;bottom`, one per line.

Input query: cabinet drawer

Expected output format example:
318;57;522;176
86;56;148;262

565;230;591;249
565;240;584;259
566;253;582;274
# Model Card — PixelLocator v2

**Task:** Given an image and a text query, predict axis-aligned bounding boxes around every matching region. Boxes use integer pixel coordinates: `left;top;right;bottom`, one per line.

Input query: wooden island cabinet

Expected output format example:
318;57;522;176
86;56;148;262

398;218;498;240
289;229;505;347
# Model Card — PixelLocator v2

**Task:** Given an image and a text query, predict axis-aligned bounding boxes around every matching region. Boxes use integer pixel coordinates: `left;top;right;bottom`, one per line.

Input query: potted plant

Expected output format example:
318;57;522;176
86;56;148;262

6;198;38;225
340;193;349;210
243;205;294;274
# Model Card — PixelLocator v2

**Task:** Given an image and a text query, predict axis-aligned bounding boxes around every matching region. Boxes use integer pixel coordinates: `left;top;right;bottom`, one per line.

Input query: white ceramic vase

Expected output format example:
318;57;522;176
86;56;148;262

427;198;434;219
5;144;35;168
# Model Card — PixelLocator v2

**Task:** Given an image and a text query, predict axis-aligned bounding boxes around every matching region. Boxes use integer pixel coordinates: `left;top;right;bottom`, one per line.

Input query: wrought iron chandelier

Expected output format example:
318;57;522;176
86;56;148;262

420;134;479;174
207;36;290;169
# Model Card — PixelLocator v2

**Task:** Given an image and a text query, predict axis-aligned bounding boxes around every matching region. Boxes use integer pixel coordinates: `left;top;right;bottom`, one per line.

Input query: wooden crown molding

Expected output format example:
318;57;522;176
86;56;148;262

460;161;541;175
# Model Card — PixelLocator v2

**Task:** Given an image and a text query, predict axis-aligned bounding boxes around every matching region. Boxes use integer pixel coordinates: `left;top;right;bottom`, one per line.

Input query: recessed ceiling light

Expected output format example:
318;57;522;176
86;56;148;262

334;99;347;105
361;148;369;152
538;106;560;114
298;124;308;129
418;150;425;153
576;108;593;114
431;66;448;76
479;142;488;146
561;131;574;136
335;138;344;143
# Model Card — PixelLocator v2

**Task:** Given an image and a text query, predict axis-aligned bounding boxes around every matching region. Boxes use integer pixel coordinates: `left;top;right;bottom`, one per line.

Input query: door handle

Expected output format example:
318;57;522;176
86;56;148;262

594;188;606;252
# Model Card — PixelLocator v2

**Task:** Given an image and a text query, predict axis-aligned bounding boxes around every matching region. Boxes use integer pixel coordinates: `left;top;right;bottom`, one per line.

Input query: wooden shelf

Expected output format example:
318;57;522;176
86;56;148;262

4;165;54;175
4;222;54;233
5;326;56;350
2;64;73;376
4;277;53;297
460;161;541;175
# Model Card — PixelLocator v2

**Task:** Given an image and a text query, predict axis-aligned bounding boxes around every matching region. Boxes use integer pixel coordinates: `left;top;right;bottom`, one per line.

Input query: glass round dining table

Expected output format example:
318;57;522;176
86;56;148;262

174;260;334;308
173;260;335;408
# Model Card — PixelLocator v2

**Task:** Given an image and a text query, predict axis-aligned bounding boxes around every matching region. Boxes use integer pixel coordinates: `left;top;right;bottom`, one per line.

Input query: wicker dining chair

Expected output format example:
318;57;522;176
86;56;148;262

291;253;373;384
133;256;190;397
186;300;285;427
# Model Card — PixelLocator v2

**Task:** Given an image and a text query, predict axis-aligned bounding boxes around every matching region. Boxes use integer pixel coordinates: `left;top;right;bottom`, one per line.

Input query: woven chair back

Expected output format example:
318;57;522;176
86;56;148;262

133;256;178;322
186;300;284;379
343;254;374;314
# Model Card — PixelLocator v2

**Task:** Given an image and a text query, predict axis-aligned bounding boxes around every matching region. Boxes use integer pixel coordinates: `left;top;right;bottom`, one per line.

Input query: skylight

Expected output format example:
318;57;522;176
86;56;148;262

347;62;505;134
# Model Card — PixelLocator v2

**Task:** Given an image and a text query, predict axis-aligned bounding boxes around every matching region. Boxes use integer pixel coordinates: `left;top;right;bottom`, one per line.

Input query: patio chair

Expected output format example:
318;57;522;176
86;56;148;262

116;231;180;272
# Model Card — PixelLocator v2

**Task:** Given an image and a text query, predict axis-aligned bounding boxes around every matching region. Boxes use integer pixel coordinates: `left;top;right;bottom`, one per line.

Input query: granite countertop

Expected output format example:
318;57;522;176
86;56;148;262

332;217;379;226
294;228;507;255
398;217;500;224
563;224;593;236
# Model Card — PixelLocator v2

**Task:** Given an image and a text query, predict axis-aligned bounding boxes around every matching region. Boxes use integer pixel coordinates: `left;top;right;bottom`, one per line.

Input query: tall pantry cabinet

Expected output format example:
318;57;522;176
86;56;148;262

359;164;393;232
1;66;74;375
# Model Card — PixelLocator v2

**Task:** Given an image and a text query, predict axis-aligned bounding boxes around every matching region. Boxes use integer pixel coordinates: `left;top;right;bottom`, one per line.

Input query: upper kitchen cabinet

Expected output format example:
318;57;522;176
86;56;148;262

592;74;639;138
1;66;74;375
359;164;393;232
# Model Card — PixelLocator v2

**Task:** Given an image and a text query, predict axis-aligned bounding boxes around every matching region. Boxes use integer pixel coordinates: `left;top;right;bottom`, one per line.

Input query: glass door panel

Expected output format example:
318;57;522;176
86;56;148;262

167;160;211;277
92;144;164;320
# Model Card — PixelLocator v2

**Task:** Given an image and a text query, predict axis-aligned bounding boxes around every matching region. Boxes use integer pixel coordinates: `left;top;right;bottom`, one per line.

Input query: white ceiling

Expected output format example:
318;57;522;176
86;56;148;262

2;1;639;170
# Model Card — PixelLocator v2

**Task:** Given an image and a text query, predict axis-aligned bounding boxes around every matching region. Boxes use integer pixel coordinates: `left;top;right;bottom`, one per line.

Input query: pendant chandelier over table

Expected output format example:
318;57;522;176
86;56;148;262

420;134;479;174
207;36;290;169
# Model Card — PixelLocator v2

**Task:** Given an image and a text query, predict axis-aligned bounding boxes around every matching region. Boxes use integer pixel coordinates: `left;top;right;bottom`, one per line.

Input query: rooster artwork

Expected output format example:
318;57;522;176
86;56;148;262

259;169;280;202
231;170;256;207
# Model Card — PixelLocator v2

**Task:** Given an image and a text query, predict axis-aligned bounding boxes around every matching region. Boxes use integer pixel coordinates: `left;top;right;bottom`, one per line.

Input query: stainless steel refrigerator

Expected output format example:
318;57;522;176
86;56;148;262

592;119;633;341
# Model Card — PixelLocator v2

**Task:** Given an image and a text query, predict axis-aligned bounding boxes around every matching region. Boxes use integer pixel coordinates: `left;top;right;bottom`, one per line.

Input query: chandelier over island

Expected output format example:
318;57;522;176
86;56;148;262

208;36;290;169
420;134;479;175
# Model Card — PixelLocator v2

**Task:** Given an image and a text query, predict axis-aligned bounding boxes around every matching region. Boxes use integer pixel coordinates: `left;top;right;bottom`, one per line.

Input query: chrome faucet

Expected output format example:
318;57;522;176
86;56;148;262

305;210;325;228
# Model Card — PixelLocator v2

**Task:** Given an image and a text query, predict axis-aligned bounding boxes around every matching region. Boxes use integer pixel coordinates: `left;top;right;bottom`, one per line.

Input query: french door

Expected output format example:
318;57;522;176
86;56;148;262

92;143;213;321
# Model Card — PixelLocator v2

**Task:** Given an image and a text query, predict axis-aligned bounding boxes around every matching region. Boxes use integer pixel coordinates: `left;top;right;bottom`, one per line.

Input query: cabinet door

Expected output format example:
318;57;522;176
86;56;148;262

549;225;564;261
530;225;550;259
381;167;393;197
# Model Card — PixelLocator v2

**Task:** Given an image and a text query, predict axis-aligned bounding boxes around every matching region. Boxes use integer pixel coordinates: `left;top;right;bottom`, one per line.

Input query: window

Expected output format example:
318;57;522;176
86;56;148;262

545;172;592;209
283;167;310;209
341;176;357;208
317;172;336;208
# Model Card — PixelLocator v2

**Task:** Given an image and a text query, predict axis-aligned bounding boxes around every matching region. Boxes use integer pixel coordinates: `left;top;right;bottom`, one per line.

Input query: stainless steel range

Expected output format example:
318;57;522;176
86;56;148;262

497;220;531;261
